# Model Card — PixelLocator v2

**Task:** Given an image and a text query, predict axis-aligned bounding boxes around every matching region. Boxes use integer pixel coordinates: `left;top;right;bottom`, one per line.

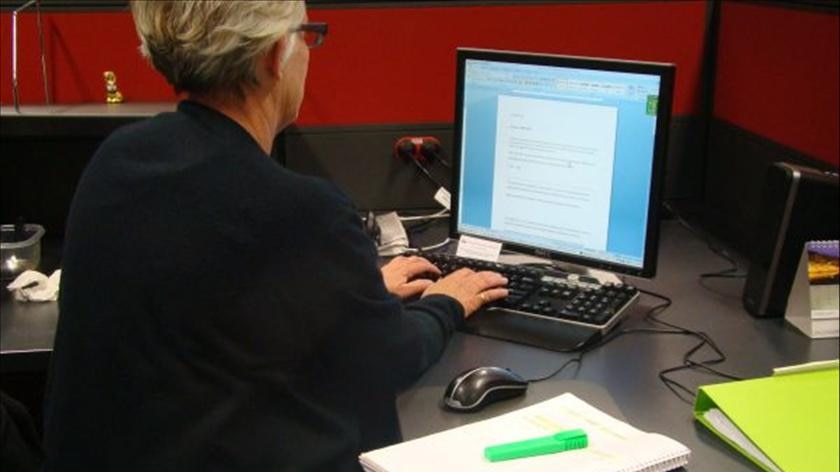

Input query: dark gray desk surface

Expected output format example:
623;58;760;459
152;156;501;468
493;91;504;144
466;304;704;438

2;219;838;470
395;219;838;471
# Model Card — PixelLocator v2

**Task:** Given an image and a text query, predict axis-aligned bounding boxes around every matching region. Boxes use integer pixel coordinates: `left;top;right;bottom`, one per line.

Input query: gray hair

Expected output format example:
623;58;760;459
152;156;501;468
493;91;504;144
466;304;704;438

130;1;305;98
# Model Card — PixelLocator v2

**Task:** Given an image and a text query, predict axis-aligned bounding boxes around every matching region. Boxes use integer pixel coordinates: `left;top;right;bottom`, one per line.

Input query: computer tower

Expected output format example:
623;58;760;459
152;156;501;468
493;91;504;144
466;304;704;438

743;162;839;317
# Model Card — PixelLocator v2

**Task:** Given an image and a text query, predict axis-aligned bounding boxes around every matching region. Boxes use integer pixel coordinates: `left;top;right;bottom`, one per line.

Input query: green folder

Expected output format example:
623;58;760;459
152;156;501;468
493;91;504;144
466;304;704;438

694;360;839;472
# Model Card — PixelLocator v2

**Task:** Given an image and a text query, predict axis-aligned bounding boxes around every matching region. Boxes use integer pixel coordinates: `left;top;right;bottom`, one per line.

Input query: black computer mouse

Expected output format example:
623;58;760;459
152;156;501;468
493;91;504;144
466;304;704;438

442;366;528;412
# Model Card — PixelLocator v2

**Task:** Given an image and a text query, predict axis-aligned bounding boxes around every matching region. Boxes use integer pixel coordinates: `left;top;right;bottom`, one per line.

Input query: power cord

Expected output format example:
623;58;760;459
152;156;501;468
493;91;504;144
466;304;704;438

417;238;452;252
399;209;449;222
526;288;742;404
664;201;747;280
410;156;447;191
638;288;743;404
401;210;450;246
524;290;672;383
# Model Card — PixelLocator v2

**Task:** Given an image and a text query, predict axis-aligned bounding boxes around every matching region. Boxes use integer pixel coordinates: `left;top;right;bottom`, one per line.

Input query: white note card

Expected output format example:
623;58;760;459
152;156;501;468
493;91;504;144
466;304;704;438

456;235;502;262
434;187;451;211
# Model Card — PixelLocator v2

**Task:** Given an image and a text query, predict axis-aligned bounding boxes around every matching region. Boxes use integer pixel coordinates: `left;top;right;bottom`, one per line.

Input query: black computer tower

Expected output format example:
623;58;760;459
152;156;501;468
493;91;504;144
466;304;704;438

743;162;839;317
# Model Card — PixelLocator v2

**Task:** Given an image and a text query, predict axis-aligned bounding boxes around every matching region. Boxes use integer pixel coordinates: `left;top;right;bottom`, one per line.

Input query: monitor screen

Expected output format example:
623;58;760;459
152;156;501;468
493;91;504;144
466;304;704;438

451;49;675;278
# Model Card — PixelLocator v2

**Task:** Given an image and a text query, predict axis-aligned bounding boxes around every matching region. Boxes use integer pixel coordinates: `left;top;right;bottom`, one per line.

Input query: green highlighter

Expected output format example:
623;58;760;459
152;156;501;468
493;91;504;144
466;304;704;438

484;428;588;462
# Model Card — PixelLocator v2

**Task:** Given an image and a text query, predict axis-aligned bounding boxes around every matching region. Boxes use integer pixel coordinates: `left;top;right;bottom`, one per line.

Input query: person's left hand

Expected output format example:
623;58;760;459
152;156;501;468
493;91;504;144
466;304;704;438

380;255;442;300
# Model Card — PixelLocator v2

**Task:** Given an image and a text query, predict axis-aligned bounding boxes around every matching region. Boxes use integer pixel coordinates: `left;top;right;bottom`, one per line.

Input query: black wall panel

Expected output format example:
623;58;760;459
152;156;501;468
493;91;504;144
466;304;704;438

2;115;701;237
702;118;836;255
280;124;454;211
282;117;701;211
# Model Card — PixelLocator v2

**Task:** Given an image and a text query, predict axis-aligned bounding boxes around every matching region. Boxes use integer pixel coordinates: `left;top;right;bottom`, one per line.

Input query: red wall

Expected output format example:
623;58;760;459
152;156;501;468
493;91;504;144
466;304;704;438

714;2;839;167
1;2;707;126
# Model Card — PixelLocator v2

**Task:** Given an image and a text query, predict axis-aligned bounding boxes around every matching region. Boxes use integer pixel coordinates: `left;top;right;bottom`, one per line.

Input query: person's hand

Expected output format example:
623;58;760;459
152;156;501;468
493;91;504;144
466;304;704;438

422;268;508;318
380;255;442;300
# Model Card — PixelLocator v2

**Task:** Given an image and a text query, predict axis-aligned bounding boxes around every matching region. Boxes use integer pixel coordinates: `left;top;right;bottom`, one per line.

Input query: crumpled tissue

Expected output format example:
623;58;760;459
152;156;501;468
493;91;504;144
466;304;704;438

6;269;61;302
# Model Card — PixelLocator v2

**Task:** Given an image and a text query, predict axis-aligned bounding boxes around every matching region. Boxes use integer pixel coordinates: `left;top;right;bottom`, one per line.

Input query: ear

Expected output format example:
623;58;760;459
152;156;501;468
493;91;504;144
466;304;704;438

264;38;287;80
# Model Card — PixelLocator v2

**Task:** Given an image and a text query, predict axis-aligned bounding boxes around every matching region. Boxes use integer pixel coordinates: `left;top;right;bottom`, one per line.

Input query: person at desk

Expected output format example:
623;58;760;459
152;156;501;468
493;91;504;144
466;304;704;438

41;1;508;471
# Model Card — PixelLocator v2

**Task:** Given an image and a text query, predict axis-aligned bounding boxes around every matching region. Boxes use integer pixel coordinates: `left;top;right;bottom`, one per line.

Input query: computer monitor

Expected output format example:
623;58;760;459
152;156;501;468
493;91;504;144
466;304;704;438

451;48;675;278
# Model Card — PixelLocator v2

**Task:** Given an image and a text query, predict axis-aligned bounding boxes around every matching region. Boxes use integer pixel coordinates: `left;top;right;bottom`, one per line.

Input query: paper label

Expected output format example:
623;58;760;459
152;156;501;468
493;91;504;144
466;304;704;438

456;235;502;262
434;187;451;210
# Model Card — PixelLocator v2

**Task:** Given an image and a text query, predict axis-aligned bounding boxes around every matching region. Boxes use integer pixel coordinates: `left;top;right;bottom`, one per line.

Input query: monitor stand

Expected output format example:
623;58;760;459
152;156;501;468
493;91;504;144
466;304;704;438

499;253;623;285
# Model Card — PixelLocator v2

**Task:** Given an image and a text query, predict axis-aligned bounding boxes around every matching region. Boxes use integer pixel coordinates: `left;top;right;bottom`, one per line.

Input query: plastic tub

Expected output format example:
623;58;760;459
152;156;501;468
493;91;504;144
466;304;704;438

1;224;45;281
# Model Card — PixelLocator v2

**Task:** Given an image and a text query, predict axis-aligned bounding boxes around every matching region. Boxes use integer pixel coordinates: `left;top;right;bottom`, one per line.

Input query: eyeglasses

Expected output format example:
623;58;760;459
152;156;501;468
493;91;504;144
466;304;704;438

293;22;328;49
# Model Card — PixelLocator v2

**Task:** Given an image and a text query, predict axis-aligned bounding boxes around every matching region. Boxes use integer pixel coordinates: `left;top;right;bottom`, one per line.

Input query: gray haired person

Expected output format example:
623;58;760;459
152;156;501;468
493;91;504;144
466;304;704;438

42;2;507;471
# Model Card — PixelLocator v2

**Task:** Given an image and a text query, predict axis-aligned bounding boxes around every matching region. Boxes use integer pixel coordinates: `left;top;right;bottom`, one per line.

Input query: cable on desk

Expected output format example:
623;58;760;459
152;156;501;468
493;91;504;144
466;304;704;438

418;238;452;252
398;215;452;254
526;288;743;405
403;238;453;254
402;210;448;234
399;209;449;222
524;294;673;383
405;217;448;243
525;354;583;383
637;288;743;404
663;202;747;280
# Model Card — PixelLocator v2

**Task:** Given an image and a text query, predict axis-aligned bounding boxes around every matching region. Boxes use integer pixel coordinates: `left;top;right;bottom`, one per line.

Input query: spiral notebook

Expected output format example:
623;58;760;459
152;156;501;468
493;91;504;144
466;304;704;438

359;393;690;472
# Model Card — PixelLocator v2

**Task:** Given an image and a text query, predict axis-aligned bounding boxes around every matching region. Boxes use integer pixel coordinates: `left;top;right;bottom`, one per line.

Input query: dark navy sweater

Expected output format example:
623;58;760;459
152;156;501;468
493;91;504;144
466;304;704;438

43;101;463;471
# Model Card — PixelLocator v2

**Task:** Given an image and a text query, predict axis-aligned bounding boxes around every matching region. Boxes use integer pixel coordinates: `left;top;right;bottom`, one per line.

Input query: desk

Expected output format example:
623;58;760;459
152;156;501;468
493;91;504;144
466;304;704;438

2;220;837;470
1;237;62;374
396;219;838;471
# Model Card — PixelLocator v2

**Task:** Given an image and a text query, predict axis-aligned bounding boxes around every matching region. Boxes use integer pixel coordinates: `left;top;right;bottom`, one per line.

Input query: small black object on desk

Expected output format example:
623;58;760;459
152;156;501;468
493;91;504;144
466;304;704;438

442;366;528;412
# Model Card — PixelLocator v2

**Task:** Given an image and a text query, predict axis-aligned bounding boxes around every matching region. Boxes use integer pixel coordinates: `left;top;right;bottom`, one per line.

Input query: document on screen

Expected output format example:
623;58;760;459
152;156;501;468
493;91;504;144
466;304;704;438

491;95;618;250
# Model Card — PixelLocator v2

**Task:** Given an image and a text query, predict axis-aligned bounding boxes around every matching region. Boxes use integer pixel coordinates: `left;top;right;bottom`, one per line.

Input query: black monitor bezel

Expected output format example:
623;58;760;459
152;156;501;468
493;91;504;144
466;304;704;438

450;48;675;278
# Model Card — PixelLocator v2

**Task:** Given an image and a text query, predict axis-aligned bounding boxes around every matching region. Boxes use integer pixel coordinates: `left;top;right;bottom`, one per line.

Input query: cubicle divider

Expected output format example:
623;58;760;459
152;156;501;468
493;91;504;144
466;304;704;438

6;1;838;251
702;0;839;254
1;1;711;226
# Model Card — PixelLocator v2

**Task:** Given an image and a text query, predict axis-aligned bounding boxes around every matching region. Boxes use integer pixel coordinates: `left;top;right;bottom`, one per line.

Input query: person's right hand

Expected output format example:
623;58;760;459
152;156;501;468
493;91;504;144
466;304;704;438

421;268;508;318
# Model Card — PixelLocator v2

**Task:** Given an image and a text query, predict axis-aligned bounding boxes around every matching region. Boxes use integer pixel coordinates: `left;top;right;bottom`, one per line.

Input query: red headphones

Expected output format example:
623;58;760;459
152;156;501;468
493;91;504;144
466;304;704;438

393;136;442;165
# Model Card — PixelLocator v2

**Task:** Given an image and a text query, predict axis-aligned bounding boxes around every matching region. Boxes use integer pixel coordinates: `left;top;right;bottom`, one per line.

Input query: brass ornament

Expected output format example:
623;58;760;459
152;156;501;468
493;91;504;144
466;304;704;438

104;70;124;104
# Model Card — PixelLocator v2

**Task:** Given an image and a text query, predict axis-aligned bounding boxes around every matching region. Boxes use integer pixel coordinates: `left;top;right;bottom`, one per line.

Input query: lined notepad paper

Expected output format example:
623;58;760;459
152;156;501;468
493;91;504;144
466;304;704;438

359;393;690;472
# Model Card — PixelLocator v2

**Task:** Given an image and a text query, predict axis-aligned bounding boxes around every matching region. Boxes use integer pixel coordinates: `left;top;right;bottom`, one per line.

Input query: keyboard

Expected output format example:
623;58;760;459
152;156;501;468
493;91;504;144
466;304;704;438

422;253;640;351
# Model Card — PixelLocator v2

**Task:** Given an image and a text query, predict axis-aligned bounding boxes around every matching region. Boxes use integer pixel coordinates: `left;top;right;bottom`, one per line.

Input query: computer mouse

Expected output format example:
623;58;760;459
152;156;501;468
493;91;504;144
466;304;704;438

442;366;528;412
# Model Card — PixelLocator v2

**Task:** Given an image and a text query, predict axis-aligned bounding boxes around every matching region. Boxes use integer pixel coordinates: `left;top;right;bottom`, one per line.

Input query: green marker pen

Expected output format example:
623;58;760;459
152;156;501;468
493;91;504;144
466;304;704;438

484;428;588;462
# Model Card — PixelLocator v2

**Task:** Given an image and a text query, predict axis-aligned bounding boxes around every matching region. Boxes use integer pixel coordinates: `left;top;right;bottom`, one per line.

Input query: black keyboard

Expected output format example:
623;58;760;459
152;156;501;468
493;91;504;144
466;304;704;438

422;253;640;351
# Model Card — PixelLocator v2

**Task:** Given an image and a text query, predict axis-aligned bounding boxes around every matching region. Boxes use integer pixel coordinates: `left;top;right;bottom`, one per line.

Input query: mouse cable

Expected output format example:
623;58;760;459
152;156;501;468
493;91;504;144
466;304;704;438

619;288;742;404
524;293;673;383
526;288;743;404
637;288;744;404
663;201;747;280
